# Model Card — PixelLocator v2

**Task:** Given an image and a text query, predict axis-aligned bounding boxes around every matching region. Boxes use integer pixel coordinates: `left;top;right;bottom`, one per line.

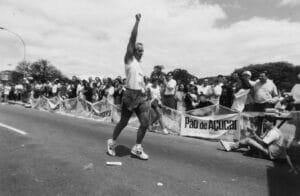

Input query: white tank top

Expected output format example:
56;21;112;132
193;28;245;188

125;58;145;90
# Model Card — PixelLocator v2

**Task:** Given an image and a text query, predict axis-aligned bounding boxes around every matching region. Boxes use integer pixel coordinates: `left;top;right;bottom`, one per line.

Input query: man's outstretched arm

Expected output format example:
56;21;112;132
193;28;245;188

124;13;141;64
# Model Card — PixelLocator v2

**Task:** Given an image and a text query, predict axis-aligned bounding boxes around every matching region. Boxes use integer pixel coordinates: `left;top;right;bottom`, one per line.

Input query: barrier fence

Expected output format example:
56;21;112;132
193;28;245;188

29;96;300;143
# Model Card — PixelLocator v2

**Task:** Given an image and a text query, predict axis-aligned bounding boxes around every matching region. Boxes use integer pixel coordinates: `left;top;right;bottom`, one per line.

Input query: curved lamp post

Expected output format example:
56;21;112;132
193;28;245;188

0;26;26;62
0;26;27;78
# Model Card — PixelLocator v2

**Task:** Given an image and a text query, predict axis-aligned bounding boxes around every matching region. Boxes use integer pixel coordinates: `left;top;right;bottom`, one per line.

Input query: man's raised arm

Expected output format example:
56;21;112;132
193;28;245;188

124;13;141;64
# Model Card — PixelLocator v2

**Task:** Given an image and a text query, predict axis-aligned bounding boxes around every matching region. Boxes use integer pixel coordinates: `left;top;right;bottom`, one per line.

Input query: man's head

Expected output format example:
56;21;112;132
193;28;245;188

242;71;252;80
134;42;144;61
199;94;207;102
203;79;208;86
178;84;184;91
263;116;276;130
166;72;173;81
232;72;239;80
154;65;163;73
217;75;224;83
259;72;268;83
152;79;159;87
103;78;108;85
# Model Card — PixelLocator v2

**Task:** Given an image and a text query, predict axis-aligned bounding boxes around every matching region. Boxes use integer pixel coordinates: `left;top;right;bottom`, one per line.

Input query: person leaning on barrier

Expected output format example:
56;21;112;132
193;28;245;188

253;71;279;112
220;116;297;173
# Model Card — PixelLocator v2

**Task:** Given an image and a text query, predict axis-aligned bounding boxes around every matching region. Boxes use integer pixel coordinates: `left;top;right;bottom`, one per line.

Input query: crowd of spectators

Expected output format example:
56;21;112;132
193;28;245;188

0;66;299;112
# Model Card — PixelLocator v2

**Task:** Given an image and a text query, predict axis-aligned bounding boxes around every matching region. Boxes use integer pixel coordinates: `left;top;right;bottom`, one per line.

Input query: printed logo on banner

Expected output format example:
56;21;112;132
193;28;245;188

181;113;240;140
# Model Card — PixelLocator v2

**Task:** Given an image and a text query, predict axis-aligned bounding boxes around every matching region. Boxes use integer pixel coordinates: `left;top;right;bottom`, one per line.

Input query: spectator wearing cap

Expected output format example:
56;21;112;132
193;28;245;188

163;72;177;109
242;71;256;87
253;71;279;112
291;73;300;111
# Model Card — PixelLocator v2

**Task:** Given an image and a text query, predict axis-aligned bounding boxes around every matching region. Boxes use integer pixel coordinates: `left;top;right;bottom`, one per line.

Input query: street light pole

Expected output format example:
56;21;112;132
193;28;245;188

0;26;27;78
0;26;26;62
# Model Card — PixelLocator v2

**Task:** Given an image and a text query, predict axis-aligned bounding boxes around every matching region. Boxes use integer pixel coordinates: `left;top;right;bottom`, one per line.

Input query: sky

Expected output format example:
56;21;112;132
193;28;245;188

0;0;300;78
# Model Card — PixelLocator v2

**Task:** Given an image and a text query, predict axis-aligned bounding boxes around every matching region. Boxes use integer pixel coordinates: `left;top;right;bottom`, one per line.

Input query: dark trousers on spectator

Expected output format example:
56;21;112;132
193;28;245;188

253;102;275;112
163;95;177;110
253;102;275;135
294;103;300;111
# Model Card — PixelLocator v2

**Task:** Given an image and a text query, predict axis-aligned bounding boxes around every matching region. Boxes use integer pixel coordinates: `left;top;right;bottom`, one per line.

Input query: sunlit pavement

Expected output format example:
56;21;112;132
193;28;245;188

0;104;299;196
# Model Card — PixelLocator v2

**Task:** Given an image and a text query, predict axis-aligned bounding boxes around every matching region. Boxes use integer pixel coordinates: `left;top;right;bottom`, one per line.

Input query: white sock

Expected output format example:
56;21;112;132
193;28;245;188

136;144;142;148
110;139;116;144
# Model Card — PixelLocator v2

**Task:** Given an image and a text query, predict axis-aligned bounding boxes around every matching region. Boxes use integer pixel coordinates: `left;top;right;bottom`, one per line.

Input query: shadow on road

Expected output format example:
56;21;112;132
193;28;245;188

267;160;300;196
115;145;131;157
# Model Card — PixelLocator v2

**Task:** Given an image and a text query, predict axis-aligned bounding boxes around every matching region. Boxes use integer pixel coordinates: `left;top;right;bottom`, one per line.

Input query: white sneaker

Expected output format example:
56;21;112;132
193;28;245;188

162;128;169;135
107;139;117;156
220;140;233;152
131;145;149;160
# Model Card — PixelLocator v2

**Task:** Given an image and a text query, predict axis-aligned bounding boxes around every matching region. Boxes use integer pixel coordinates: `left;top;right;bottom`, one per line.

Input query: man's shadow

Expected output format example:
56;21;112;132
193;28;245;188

108;145;141;160
110;145;131;157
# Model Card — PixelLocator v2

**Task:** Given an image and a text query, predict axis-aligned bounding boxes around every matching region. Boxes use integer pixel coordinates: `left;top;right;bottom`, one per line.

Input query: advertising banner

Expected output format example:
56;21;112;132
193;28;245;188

181;113;240;141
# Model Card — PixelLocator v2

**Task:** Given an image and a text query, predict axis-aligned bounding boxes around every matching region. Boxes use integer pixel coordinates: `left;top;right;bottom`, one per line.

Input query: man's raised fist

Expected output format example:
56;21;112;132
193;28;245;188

136;13;141;21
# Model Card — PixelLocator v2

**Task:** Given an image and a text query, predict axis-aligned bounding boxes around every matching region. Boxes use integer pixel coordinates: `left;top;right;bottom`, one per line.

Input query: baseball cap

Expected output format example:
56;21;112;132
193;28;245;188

242;71;252;77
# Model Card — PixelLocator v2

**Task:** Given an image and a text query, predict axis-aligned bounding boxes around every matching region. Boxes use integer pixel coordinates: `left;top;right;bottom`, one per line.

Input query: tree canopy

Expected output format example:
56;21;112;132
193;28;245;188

233;62;300;91
15;59;67;82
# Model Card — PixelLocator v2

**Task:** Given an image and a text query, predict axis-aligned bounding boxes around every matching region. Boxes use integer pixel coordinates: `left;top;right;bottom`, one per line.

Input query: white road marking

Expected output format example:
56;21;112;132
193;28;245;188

0;122;28;135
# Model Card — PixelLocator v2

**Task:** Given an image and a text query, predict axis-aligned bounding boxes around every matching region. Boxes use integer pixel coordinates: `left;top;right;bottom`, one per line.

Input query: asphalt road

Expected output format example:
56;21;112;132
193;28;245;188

0;104;299;196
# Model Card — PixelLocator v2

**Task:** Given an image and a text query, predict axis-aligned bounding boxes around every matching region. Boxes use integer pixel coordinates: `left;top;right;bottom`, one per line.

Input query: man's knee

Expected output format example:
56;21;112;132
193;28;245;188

240;137;251;145
139;115;150;130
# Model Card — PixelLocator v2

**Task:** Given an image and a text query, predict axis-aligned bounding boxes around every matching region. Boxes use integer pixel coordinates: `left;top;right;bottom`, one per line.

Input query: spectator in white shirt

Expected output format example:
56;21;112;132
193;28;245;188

291;73;300;111
253;72;279;112
3;82;11;103
15;83;24;101
163;72;177;109
211;75;224;105
197;79;212;98
105;78;115;104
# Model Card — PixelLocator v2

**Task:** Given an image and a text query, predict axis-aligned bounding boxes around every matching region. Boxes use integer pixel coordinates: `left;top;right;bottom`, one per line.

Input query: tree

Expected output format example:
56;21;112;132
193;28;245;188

15;59;67;82
15;60;31;78
172;68;197;85
233;62;300;91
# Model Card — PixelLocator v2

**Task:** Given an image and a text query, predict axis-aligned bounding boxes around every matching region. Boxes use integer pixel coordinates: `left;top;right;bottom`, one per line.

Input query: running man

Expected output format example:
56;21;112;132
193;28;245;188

107;13;150;160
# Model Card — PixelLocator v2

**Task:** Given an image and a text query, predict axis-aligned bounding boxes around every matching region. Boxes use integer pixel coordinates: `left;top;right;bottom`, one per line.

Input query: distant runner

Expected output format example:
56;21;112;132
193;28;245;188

107;13;150;160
